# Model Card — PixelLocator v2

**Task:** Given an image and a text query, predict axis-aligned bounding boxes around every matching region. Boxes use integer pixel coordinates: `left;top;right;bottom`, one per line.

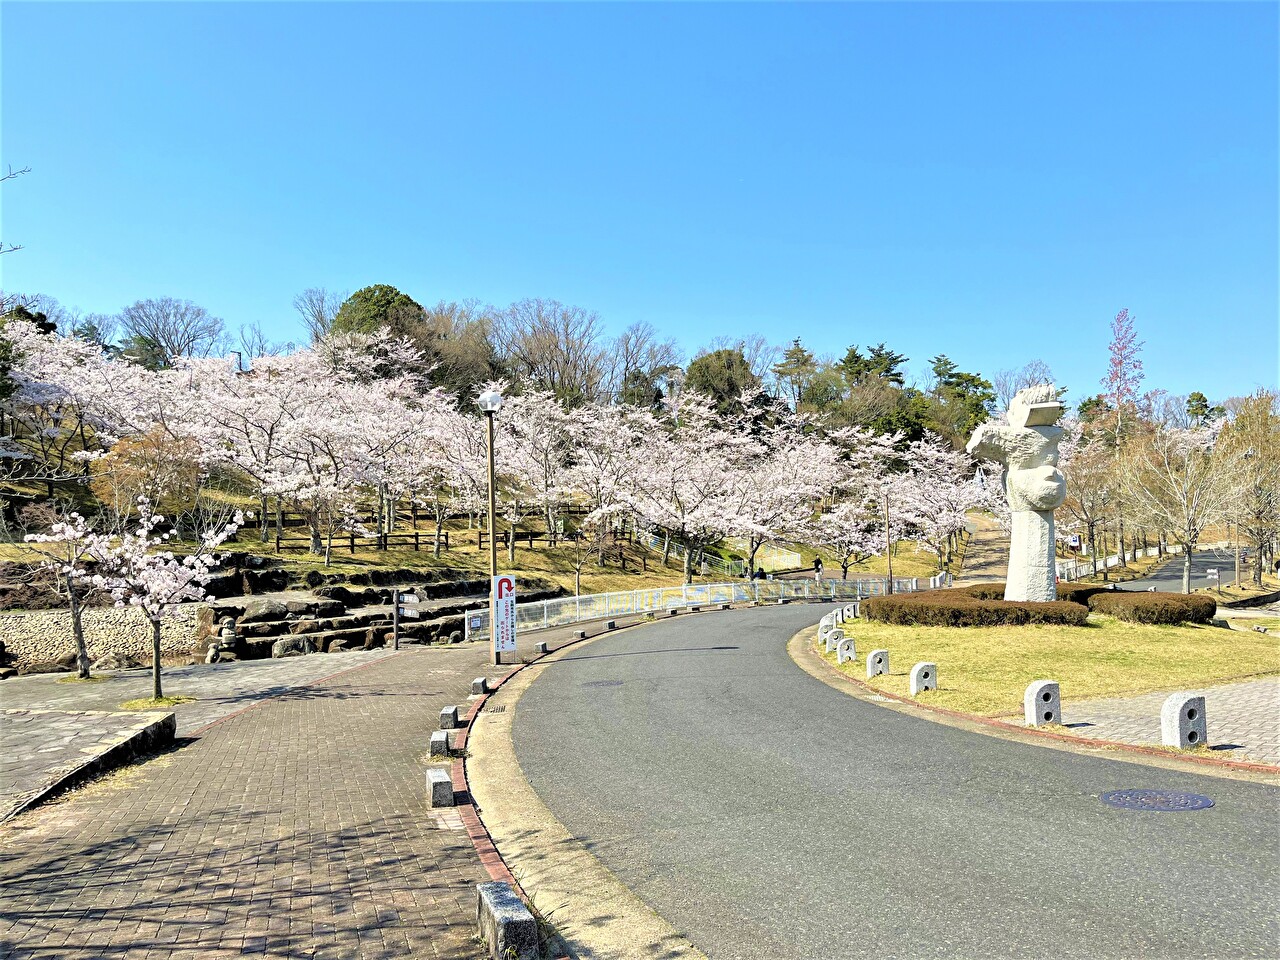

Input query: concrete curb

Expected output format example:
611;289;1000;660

798;626;1280;779
2;709;177;823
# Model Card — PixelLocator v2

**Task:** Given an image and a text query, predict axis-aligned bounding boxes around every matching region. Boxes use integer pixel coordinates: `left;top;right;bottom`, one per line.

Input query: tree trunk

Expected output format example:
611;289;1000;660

683;548;693;585
575;566;582;597
309;512;323;555
69;587;90;679
1182;542;1194;594
1118;518;1127;567
434;515;444;559
662;533;671;566
748;538;761;578
151;619;164;700
260;495;269;542
508;520;516;565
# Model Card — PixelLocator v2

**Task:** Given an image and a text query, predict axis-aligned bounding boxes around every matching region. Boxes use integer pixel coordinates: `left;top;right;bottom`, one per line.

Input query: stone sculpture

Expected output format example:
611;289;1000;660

966;384;1066;602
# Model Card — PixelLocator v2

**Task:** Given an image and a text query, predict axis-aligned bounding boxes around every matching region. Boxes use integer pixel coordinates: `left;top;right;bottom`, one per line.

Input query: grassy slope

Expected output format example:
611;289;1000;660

815;616;1280;716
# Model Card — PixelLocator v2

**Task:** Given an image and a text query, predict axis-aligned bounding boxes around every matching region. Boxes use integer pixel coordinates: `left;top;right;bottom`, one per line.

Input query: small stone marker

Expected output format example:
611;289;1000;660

833;609;844;624
825;628;844;654
910;662;938;696
837;637;857;665
427;768;454;808
535;641;549;655
471;677;488;696
1161;693;1207;749
475;881;539;960
429;730;450;757
573;629;587;640
866;649;889;679
719;603;731;611
689;605;701;613
1024;680;1061;727
439;706;460;730
606;620;617;629
843;603;858;620
668;609;680;617
776;598;789;605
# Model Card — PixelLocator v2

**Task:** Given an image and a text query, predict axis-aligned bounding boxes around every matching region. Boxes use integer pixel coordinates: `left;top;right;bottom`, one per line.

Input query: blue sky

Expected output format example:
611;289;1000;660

2;1;1276;402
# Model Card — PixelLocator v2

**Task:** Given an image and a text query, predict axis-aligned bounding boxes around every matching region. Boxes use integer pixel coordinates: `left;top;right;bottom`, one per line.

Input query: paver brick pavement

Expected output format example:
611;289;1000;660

0;646;509;959
1063;676;1280;765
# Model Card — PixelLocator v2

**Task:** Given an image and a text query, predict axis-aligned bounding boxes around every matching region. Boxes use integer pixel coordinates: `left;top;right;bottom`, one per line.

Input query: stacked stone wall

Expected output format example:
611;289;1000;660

0;606;206;667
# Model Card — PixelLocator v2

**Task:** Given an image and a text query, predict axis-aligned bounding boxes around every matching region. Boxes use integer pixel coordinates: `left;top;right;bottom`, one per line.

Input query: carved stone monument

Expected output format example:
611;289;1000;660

966;384;1066;602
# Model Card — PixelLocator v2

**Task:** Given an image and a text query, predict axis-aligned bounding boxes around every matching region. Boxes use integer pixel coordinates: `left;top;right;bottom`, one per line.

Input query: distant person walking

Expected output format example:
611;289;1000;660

814;557;824;582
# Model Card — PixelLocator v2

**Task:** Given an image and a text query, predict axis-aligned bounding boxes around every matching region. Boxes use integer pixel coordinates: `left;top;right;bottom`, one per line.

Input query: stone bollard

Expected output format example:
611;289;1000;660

833;609;845;625
719;603;731;611
689;605;701;613
843;603;858;620
573;629;587;640
535;641;549;655
910;662;938;696
427;768;454;808
1024;680;1061;727
471;677;488;696
475;881;539;960
825;628;844;654
866;649;889;679
776;598;789;605
429;730;450;757
1161;693;1207;749
440;706;460;730
606;620;617;629
837;637;857;665
668;609;680;617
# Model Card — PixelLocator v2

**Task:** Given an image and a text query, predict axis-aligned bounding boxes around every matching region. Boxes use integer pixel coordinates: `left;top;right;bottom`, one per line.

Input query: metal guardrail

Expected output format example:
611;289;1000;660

1054;541;1229;583
464;573;952;642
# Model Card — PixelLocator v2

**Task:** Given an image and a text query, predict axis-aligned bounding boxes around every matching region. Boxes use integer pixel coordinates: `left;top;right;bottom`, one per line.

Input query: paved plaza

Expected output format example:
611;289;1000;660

1061;676;1280;765
1;709;175;823
0;646;509;960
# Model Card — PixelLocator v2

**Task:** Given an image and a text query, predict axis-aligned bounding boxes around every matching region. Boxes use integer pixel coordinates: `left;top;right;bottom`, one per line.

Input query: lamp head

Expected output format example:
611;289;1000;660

477;389;503;414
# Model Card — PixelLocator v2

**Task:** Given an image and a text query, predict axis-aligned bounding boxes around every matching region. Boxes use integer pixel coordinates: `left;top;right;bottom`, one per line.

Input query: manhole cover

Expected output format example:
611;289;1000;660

581;680;623;688
1100;789;1215;812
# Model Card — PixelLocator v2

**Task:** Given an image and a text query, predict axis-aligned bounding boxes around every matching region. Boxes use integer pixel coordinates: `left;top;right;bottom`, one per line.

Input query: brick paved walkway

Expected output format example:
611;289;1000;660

1063;676;1280;765
0;649;397;736
0;646;508;960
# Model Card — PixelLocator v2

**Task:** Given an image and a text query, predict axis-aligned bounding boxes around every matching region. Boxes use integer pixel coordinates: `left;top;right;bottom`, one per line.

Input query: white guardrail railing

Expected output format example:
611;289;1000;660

1054;540;1229;583
464;573;952;642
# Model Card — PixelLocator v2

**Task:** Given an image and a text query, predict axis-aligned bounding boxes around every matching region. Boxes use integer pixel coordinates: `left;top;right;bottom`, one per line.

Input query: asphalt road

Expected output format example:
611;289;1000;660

513;605;1280;960
1102;548;1245;592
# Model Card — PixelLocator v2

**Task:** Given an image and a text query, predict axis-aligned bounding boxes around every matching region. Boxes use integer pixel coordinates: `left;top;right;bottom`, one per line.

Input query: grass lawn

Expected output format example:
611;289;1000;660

814;616;1280;717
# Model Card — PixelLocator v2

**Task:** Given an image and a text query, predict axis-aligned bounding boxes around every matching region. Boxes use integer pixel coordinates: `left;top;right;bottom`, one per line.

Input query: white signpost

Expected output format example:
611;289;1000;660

492;574;517;662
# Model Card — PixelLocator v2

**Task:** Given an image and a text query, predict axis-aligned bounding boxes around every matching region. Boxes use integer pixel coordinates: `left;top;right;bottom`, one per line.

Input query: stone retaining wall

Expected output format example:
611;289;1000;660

0;606;207;667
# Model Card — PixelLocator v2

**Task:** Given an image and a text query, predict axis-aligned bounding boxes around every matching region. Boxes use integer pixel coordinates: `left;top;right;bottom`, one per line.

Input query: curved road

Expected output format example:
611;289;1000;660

513;605;1279;960
1120;548;1256;592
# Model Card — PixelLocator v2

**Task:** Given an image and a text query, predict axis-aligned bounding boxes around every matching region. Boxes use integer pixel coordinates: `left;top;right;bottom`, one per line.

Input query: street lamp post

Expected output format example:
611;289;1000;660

477;389;503;665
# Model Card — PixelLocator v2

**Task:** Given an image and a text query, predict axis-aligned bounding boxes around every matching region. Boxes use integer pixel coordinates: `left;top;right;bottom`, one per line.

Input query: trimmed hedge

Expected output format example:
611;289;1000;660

863;589;1089;627
955;581;1110;605
1087;591;1216;625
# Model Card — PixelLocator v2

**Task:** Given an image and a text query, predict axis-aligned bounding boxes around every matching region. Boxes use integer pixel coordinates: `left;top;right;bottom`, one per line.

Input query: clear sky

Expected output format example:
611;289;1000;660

2;1;1276;403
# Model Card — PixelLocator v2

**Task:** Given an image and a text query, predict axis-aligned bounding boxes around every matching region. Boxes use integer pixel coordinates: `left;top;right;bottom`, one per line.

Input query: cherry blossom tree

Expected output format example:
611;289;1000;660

23;512;113;677
95;498;244;699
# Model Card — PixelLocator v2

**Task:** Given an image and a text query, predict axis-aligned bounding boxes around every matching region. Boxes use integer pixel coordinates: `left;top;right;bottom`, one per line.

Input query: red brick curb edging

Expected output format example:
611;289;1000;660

807;633;1280;776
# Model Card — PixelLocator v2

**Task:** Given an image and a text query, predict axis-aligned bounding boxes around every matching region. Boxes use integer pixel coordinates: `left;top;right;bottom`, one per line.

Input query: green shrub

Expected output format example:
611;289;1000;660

1056;583;1112;605
863;588;1089;627
956;581;1109;606
1087;591;1217;625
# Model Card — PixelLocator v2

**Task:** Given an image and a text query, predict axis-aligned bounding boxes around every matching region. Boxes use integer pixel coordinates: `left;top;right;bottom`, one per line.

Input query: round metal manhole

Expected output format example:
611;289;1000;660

1100;789;1215;812
581;680;623;688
